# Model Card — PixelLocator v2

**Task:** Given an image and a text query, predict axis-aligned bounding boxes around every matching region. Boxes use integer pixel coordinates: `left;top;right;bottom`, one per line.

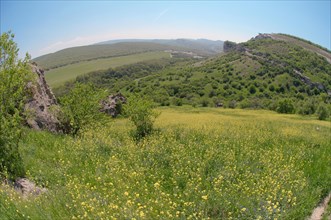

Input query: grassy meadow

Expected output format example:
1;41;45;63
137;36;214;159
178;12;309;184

1;107;330;219
45;51;170;87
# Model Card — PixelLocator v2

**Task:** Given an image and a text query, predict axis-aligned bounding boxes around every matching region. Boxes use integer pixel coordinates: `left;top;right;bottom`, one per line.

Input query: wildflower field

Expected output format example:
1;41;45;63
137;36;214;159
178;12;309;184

1;107;330;219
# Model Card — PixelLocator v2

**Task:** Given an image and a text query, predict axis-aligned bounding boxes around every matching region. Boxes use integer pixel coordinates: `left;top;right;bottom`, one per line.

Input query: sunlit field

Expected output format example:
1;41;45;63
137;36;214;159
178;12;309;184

45;51;170;87
1;107;330;219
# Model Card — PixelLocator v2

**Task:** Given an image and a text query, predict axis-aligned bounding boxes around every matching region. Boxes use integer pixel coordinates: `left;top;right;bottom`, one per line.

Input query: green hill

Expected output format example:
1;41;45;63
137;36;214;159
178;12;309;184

57;33;331;115
33;41;219;71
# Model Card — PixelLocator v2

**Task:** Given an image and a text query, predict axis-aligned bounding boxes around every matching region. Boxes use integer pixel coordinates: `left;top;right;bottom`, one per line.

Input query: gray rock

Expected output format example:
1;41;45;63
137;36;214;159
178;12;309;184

253;33;272;40
14;178;47;197
24;63;61;132
101;93;126;117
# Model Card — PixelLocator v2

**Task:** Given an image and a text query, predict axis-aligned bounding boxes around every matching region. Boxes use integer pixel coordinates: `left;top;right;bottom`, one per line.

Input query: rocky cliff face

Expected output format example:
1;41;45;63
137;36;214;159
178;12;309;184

24;63;60;132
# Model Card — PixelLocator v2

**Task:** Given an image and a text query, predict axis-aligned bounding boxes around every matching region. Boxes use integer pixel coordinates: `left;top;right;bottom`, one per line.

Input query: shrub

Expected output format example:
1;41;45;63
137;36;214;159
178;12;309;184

228;100;237;109
276;99;295;114
249;85;257;94
201;99;209;107
124;95;159;140
172;98;183;106
297;99;318;115
0;32;32;179
317;105;329;120
59;83;107;136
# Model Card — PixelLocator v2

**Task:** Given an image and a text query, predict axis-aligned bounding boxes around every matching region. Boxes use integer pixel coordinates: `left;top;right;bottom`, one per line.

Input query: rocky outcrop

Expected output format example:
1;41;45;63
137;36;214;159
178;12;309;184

223;41;246;53
14;178;47;198
24;63;60;132
101;93;126;117
293;69;326;92
253;33;272;40
223;41;238;53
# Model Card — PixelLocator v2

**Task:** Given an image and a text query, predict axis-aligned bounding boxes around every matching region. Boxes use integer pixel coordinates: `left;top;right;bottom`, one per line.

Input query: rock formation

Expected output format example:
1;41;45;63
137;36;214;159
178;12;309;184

101;93;126;117
253;33;272;40
24;63;60;132
14;178;47;198
223;40;238;52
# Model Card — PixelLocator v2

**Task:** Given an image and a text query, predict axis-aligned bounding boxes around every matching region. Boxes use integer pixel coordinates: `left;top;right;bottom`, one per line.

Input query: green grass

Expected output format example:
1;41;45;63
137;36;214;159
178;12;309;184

1;107;330;219
45;51;170;87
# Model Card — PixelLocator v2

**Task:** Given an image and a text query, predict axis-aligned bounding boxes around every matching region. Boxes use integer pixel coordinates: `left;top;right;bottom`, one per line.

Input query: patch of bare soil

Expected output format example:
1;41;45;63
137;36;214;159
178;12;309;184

309;192;331;220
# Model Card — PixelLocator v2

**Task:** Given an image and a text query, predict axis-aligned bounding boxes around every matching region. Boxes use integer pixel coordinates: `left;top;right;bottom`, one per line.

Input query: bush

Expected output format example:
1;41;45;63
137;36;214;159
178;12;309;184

201;99;209;107
317;105;329;120
172;98;183;106
59;83;107;136
228;100;237;109
297;99;318;115
0;32;32;179
276;99;295;114
124;95;159;140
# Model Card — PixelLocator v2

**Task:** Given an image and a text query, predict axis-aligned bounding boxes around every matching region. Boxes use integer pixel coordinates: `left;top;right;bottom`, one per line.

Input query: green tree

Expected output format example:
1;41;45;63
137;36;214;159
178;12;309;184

124;95;159;140
276;99;295;114
59;83;107;136
0;32;32;179
317;105;329;120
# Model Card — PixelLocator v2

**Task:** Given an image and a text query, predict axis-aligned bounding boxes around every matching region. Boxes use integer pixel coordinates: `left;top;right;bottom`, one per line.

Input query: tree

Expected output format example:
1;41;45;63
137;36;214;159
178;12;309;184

0;32;32;179
276;99;295;114
59;83;107;136
317;105;329;120
124;95;159;140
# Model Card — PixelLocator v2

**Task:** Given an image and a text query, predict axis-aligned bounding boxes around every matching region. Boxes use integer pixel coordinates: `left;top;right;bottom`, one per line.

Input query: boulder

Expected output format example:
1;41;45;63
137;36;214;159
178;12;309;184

101;93;126;117
24;63;61;132
14;178;47;198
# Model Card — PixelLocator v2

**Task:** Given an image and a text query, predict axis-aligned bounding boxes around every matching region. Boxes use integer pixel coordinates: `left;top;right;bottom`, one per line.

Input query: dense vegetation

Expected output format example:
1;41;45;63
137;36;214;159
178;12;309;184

0;32;33;179
55;36;331;118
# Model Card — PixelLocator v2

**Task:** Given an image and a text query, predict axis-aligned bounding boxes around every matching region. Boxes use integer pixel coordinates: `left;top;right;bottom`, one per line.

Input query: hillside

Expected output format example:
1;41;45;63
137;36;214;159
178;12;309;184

33;40;221;71
270;33;331;63
45;51;171;87
58;33;331;114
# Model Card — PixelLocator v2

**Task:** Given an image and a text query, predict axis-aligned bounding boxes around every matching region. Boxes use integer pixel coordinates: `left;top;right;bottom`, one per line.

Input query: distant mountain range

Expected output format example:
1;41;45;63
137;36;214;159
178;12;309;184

96;38;224;54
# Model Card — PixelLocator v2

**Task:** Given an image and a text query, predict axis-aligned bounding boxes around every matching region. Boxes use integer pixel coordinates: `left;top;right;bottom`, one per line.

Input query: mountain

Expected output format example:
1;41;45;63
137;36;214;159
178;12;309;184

56;33;331;114
33;39;223;71
96;38;224;55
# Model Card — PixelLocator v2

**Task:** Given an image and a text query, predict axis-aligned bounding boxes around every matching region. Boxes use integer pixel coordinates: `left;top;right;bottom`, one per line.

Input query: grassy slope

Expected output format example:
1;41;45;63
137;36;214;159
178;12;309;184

33;42;183;70
45;51;170;87
271;34;331;63
1;108;330;219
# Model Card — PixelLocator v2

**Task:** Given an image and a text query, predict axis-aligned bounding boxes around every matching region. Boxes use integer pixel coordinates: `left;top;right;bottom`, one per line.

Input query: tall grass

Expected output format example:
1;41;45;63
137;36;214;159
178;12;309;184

1;108;330;219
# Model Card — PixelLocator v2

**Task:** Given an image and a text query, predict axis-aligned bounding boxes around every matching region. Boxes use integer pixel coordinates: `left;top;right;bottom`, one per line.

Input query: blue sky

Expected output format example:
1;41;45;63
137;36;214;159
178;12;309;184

1;1;330;58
